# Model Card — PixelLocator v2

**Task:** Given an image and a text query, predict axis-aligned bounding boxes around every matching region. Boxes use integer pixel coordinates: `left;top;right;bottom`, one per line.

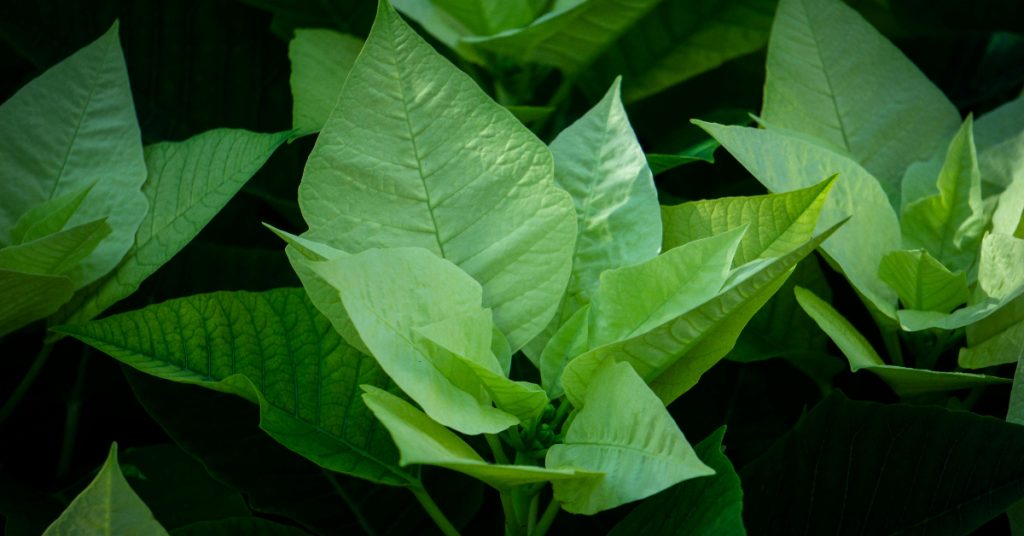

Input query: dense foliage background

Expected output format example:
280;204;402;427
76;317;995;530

1;0;1023;534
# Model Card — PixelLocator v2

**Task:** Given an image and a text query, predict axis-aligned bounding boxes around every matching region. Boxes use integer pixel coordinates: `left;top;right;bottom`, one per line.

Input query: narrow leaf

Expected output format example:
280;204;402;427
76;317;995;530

647;138;719;175
0;219;110;279
57;289;413;485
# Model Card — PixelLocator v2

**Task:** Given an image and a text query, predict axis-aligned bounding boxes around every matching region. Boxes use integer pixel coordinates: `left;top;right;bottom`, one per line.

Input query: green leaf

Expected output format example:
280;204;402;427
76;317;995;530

390;0;486;64
299;1;576;352
170;518;307;536
57;289;413;486
901;117;986;273
794;286;1006;396
662;175;835;266
608;427;745;536
56;129;287;326
761;0;960;201
742;393;1024;535
960;294;1024;369
464;0;662;73
433;0;537;35
646;138;719;175
361;385;587;489
0;22;147;286
0;219;110;278
540;304;590;397
562;223;841;405
581;0;776;102
878;249;969;313
590;227;745;348
976;95;1024;191
900;233;1024;331
547;361;713;514
696;120;900;318
0;269;74;337
304;247;519;435
288;29;363;135
43;444;168;536
529;77;661;359
9;181;96;244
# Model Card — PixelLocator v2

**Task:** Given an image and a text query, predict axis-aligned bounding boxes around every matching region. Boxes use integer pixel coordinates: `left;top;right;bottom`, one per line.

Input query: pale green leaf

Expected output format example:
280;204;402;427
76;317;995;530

696;121;900;318
464;0;662;73
976;95;1024;191
433;0;537;35
900;233;1024;331
547;361;713;514
289;29;363;135
662;175;835;265
0;269;74;337
993;167;1024;236
306;247;518;435
299;1;576;351
9;181;96;244
390;0;486;64
762;0;960;201
590;227;745;348
581;0;776;102
902;118;986;273
540;304;589;397
361;385;589;490
0;22;147;286
56;129;287;326
562;222;841;406
878;249;969;313
0;219;110;278
960;294;1024;369
43;444;168;536
794;286;1007;396
56;289;414;485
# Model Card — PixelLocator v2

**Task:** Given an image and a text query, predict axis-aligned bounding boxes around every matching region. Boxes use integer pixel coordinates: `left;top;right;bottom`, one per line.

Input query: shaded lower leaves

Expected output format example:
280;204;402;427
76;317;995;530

742;393;1024;535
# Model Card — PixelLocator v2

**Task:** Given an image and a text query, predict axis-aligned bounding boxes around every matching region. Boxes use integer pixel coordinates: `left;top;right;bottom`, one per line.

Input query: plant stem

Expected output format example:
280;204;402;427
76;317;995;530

880;325;904;367
486;433;510;464
499;490;517;536
0;341;55;425
409;485;461;536
531;499;560;536
526;493;539;534
57;348;90;478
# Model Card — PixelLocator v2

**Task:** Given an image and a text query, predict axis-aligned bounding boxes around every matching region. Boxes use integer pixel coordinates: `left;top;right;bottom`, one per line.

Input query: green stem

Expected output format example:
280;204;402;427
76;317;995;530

881;325;904;367
526;493;539;535
486;434;510;465
499;490;517;536
0;341;55;425
531;499;560;536
410;486;461;536
57;348;89;477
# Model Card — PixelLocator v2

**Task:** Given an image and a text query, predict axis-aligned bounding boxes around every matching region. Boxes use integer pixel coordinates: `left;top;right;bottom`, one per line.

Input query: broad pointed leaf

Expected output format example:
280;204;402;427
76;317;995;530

0;269;74;337
960;294;1024;369
9;182;96;244
304;247;518;435
697;120;899;318
608;427;745;536
762;0;960;200
0;219;110;278
57;129;287;326
878;249;969;313
42;444;168;536
433;0;537;35
976;95;1024;191
288;29;363;135
0;22;147;286
361;385;588;490
794;286;1006;396
299;1;576;351
547;361;713;514
662;175;835;265
57;289;414;485
562;223;841;406
390;0;486;64
464;0;662;73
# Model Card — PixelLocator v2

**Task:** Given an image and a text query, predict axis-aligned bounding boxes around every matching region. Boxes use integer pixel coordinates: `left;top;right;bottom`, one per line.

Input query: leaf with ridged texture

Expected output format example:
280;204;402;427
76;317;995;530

307;247;519;435
464;0;662;74
561;223;840;406
0;22;147;286
56;288;413;486
299;1;576;352
902;118;986;274
878;249;968;313
361;385;589;490
0;219;110;279
56;129;287;327
581;0;776;103
590;227;745;348
289;29;363;135
43;444;168;536
548;361;712;514
526;77;660;361
696;120;899;319
608;427;745;536
170;518;307;536
0;269;73;337
662;175;834;266
762;0;960;201
960;294;1024;369
900;233;1024;331
794;287;1007;397
742;393;1024;536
